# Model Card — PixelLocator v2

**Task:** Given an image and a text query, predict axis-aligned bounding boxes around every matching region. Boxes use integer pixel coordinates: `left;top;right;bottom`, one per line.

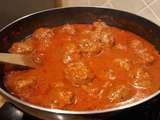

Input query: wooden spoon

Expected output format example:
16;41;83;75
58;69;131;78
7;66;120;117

0;53;36;68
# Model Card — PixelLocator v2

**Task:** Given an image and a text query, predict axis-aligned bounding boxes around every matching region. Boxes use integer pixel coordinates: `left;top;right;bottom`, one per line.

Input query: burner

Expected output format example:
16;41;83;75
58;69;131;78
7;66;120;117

0;98;159;120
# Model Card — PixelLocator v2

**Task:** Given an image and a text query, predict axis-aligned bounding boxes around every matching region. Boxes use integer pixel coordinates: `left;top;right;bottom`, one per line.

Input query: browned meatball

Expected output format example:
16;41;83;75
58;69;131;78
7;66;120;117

5;71;37;97
32;28;54;41
105;69;116;80
92;21;115;48
114;58;131;71
31;51;45;64
78;22;115;57
62;24;75;34
31;28;54;64
129;68;153;89
129;39;154;64
32;28;54;51
64;61;94;86
78;39;103;56
63;43;80;64
51;89;75;108
82;84;103;98
107;84;136;103
93;21;108;33
115;43;127;51
9;38;34;54
99;31;115;48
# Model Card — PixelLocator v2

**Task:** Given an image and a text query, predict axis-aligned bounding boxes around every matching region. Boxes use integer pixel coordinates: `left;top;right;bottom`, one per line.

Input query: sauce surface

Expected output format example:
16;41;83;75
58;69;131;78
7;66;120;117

4;21;160;111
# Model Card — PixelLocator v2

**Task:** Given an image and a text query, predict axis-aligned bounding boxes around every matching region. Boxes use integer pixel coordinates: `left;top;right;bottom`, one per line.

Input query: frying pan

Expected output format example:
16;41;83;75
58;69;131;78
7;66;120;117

0;7;159;120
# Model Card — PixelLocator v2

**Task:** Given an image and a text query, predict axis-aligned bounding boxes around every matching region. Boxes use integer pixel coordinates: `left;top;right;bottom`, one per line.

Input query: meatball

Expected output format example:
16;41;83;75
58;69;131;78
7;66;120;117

79;22;115;56
114;58;130;71
32;28;54;41
79;39;103;56
93;21;108;33
105;69;116;80
129;68;153;88
5;71;37;95
129;39;154;64
64;61;94;86
31;51;45;64
115;43;127;51
92;21;115;48
32;28;54;51
31;28;54;64
99;31;115;48
63;43;80;64
51;89;75;108
62;24;75;34
9;38;33;54
82;84;103;98
107;84;135;103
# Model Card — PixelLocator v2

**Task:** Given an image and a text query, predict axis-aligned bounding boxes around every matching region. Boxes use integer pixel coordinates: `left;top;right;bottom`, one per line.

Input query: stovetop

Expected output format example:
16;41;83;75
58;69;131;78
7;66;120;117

0;97;159;120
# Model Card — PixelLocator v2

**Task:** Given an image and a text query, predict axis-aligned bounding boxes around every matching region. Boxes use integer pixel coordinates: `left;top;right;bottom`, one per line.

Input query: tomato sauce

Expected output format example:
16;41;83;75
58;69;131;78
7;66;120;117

4;21;160;111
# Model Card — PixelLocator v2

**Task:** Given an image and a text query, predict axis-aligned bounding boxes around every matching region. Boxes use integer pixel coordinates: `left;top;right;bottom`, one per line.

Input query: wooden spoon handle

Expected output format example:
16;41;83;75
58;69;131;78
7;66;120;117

0;53;35;68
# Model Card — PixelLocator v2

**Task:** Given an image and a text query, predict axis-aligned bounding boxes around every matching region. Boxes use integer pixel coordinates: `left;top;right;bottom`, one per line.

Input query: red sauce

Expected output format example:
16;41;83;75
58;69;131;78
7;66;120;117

4;21;160;111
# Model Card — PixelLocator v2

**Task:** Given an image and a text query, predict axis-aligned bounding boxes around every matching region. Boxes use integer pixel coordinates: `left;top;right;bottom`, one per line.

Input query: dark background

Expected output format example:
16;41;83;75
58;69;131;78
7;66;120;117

0;0;59;29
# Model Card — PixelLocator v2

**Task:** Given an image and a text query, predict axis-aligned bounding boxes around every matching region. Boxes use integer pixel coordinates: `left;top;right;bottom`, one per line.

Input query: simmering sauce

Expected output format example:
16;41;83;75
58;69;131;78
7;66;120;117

4;21;160;111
